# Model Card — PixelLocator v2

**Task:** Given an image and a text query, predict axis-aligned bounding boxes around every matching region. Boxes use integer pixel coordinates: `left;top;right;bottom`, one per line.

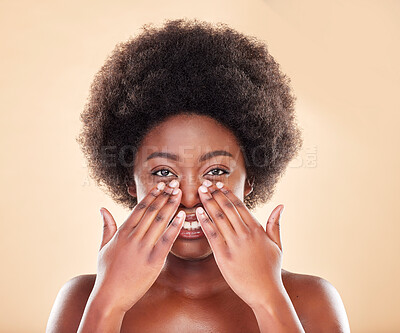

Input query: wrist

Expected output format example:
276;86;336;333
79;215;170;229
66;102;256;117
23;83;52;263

88;292;127;318
77;292;126;333
250;285;304;333
248;282;287;311
88;284;129;315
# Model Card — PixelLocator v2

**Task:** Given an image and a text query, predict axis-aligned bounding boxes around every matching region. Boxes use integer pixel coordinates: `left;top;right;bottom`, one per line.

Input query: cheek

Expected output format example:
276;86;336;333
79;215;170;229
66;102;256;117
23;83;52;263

230;183;245;201
134;175;156;201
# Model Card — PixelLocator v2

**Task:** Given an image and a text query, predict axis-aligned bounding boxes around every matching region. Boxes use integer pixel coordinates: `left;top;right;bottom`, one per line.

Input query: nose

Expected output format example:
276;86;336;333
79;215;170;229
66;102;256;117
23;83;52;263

177;176;203;211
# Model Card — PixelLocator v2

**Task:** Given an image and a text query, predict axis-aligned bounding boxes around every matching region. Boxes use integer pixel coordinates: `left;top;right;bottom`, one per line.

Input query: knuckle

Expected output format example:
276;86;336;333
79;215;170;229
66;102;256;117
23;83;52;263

201;215;210;223
223;201;234;209
210;231;218;238
170;220;179;227
215;210;225;220
154;214;164;223
147;203;160;213
136;201;147;211
149;190;159;198
221;188;229;195
242;229;252;239
249;224;262;233
233;200;245;208
136;239;150;251
167;197;178;205
148;251;164;267
161;234;170;243
209;188;219;195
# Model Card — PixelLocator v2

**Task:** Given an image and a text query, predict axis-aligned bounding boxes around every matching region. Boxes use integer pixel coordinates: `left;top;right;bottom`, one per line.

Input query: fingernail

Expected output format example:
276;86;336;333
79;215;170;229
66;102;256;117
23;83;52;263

216;182;224;189
177;210;185;218
203;179;212;187
169;179;179;188
197;207;205;214
199;185;208;193
172;188;180;195
157;182;166;191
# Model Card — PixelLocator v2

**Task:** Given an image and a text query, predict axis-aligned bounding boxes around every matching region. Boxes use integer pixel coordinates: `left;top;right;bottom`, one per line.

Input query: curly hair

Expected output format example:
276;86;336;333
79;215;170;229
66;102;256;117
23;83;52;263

76;18;303;211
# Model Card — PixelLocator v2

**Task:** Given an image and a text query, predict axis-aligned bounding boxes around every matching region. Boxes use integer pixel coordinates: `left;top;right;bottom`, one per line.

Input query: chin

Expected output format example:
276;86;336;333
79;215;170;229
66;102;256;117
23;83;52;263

170;248;213;261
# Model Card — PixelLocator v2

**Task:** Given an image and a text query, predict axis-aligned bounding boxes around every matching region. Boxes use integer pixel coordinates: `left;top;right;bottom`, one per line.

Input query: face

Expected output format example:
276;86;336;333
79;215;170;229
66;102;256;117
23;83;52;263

128;113;253;261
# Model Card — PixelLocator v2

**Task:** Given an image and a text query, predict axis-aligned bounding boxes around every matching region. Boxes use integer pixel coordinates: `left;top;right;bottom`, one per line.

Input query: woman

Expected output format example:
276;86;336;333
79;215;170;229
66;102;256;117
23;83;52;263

47;19;350;332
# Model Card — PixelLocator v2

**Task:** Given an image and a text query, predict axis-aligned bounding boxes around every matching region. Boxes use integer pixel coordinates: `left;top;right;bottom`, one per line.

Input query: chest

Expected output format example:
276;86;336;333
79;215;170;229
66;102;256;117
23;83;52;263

120;291;261;333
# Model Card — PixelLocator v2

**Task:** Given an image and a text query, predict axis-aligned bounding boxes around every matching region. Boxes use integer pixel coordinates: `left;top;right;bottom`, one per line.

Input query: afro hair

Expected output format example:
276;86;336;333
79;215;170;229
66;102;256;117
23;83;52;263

76;18;303;211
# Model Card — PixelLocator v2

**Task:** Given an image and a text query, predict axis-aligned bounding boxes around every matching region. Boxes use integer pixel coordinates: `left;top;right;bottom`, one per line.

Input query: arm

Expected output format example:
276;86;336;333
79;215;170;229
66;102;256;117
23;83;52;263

251;284;304;333
77;286;126;333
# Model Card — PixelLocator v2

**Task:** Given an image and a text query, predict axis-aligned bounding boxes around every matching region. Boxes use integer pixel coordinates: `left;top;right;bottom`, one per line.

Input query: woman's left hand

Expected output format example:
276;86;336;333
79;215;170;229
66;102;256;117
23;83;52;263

196;180;285;309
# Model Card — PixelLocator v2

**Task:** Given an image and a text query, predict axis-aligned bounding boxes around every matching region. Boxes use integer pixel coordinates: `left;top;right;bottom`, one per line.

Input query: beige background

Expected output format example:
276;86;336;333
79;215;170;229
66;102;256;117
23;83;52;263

0;0;399;332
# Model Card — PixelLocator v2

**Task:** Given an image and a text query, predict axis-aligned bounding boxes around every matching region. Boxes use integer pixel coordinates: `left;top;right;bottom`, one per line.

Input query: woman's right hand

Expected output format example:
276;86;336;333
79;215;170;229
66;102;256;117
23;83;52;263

90;179;185;313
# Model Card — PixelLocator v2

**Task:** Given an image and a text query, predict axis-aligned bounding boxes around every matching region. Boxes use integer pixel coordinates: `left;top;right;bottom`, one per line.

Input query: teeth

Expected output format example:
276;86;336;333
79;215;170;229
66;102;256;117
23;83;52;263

183;221;201;230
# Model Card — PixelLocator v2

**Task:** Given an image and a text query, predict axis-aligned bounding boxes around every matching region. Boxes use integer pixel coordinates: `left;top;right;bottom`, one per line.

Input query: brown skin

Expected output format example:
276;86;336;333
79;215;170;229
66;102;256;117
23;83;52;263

47;114;350;332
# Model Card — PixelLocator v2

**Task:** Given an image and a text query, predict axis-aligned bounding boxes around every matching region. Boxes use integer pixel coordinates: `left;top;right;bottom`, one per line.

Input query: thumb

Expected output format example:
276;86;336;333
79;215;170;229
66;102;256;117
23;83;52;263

99;207;117;251
266;204;284;252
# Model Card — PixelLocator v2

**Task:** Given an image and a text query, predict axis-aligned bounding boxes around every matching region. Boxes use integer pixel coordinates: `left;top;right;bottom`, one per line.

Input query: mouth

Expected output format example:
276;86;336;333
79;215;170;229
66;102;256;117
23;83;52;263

168;212;206;240
168;213;199;229
182;213;200;228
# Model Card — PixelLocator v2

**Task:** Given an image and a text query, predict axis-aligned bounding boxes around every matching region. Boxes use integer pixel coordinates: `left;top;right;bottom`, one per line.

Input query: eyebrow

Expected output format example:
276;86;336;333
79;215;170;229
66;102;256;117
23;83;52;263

145;150;234;163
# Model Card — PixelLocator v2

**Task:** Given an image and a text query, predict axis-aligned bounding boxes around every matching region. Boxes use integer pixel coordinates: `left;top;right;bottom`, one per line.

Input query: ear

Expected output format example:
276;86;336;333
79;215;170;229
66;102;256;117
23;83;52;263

127;181;137;198
244;176;254;197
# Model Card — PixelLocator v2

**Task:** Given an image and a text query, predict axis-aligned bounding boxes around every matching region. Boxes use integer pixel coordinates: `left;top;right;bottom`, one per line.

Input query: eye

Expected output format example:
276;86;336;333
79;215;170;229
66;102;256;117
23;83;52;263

152;168;176;178
206;168;230;177
151;167;230;178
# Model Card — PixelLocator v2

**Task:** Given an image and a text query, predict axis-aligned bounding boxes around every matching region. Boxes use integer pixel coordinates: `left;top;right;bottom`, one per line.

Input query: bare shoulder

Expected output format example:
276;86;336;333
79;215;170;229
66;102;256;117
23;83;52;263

281;269;350;333
46;274;97;333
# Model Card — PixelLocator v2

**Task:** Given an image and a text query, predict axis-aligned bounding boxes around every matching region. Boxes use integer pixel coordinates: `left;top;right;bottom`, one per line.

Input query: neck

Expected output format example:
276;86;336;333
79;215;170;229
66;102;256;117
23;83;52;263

156;252;231;298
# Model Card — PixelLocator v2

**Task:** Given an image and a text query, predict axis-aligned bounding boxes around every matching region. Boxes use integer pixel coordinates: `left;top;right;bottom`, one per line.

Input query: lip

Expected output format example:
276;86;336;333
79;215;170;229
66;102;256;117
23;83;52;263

167;212;198;225
178;227;205;240
184;213;197;221
169;212;206;240
178;228;205;240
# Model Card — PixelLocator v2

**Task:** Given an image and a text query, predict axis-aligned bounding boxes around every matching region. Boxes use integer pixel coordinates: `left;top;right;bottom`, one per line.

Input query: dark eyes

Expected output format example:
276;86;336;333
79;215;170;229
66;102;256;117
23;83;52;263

152;167;229;178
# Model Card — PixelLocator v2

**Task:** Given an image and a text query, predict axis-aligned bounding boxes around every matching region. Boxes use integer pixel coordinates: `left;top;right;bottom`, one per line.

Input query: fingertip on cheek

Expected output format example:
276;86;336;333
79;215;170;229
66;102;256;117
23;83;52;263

216;181;224;189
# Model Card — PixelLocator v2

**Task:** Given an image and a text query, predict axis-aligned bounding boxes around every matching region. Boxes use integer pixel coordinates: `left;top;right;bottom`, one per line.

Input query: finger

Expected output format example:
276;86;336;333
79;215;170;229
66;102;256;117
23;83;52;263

151;210;185;262
266;205;284;251
198;183;236;242
131;180;180;239
99;207;117;250
214;182;260;229
120;182;166;231
202;181;250;235
141;188;182;246
196;207;228;255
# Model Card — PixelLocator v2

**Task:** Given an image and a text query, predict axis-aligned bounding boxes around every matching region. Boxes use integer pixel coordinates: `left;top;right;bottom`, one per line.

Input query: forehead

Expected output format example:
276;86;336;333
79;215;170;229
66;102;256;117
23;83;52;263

135;114;244;164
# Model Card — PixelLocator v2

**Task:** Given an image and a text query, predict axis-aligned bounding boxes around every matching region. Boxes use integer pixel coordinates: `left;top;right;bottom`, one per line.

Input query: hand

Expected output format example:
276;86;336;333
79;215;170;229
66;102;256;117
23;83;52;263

92;180;185;313
196;180;285;309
